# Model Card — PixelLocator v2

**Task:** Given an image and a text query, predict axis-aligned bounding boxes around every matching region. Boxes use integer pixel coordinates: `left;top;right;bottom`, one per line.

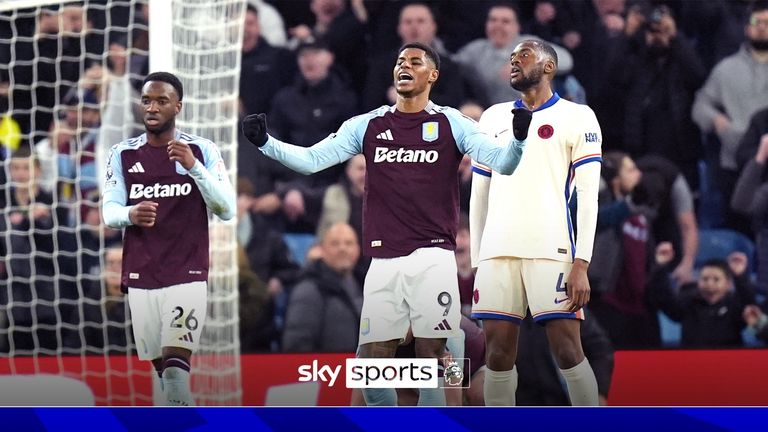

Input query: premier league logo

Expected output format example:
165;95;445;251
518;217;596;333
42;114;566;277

444;360;464;387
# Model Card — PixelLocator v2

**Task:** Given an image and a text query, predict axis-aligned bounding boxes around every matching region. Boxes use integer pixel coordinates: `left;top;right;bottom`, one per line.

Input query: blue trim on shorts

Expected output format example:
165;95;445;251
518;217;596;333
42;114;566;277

533;312;578;322
472;312;522;324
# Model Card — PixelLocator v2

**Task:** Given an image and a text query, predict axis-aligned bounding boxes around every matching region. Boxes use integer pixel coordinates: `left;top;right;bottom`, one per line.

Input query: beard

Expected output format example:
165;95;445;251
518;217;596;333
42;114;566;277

510;66;544;92
749;38;768;52
144;118;173;135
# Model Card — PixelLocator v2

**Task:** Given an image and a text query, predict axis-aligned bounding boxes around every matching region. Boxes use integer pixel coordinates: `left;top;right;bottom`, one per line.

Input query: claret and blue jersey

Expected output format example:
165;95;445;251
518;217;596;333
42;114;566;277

258;101;525;258
102;131;230;290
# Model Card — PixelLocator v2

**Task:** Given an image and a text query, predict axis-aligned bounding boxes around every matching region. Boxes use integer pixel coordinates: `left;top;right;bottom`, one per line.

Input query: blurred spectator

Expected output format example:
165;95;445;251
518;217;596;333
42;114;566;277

731;121;768;293
558;0;629;148
287;0;368;92
316;154;369;285
50;87;102;202
268;40;357;234
240;4;296;117
0;4;99;146
97;34;143;192
515;310;614;406
636;155;699;286
0;147;72;352
679;0;756;70
248;0;288;47
589;151;661;348
237;245;272;352
282;222;363;352
453;2;574;105
609;4;706;191
237;177;301;327
743;303;768;343
692;2;768;230
81;246;131;354
652;246;756;348
362;3;471;110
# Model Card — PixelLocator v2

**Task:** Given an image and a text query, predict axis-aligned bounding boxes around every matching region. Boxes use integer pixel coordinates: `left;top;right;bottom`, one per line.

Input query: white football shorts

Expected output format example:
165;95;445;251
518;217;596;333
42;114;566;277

472;257;585;323
358;247;461;345
128;281;207;360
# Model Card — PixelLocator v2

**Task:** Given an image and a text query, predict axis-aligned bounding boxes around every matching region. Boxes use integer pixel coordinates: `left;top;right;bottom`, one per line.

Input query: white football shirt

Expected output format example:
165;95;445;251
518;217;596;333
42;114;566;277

470;93;602;265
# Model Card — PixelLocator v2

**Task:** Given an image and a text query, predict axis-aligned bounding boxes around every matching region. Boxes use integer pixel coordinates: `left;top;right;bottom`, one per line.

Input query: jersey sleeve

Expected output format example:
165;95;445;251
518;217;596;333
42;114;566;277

469;161;491;268
187;138;236;220
572;106;603;262
444;107;525;175
258;113;367;174
102;144;132;228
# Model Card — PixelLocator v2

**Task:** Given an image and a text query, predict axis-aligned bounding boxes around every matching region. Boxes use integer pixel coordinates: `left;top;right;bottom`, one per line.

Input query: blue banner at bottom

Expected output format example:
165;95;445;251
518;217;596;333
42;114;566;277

2;407;766;432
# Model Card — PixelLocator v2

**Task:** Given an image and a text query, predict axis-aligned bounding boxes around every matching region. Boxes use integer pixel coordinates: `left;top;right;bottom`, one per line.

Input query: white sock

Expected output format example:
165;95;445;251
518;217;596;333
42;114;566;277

362;388;397;406
417;387;446;406
163;366;195;406
559;358;599;406
483;366;517;406
152;370;166;406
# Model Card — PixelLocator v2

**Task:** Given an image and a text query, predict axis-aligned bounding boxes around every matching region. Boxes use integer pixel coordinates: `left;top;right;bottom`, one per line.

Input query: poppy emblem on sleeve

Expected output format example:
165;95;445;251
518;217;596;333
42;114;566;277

473;288;479;304
538;124;554;139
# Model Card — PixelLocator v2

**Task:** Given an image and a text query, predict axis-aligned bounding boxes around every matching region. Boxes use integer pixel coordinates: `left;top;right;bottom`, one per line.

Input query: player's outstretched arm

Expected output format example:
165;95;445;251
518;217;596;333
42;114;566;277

242;113;361;175
450;107;531;175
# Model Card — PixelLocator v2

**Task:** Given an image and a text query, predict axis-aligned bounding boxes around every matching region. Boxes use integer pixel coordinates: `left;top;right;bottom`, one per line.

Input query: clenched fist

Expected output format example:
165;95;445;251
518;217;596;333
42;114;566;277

242;113;269;147
511;108;533;141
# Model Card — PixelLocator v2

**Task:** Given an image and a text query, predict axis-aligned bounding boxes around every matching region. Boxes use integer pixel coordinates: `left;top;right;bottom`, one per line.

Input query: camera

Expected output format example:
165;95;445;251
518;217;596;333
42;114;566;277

647;5;670;24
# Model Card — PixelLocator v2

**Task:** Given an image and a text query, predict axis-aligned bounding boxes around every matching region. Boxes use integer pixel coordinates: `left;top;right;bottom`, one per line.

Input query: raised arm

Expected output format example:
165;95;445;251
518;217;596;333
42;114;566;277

242;113;362;175
446;107;531;175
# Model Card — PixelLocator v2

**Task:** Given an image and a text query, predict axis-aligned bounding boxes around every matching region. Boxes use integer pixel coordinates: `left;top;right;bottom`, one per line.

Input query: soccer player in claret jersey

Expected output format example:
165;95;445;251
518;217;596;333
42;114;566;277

242;42;530;406
102;72;236;406
470;40;602;406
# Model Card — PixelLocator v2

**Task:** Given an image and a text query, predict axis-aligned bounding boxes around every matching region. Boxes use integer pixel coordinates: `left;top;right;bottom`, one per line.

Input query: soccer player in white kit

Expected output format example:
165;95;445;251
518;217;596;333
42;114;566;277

470;40;602;405
103;72;236;405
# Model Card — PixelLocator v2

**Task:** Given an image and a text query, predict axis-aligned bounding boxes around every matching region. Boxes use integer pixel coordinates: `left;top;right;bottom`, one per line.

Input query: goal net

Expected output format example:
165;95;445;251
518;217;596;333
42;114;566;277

0;0;243;405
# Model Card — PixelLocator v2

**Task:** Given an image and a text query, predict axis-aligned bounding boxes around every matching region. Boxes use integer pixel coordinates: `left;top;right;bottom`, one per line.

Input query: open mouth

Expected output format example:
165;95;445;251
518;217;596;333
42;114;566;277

145;117;160;125
397;72;414;84
510;67;521;78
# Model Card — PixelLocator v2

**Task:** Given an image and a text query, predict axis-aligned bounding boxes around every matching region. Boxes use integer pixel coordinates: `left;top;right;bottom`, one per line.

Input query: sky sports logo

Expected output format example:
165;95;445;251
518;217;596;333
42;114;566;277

297;358;470;388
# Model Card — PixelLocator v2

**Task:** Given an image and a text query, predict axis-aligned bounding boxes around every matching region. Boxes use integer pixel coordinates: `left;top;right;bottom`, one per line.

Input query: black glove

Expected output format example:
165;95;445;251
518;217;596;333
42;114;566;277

242;113;269;147
511;108;533;141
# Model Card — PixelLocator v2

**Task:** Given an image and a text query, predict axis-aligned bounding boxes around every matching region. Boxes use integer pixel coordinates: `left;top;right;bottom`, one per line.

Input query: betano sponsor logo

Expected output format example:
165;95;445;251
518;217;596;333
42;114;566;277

129;183;192;199
373;147;439;163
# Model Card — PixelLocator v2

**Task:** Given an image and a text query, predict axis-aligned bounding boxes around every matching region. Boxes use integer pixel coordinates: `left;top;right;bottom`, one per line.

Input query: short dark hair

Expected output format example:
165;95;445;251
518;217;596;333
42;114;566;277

529;39;558;68
246;3;257;15
143;71;184;101
750;0;768;16
701;259;734;281
398;42;441;70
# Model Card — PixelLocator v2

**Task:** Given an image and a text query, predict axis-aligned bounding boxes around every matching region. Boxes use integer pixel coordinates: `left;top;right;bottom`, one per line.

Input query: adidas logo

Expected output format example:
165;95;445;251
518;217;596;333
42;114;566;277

376;129;394;141
128;162;146;173
178;332;194;343
433;319;453;331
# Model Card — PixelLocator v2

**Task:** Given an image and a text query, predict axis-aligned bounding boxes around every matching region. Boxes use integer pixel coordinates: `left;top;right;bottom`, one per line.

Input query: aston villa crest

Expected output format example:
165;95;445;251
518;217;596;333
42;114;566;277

422;122;439;142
